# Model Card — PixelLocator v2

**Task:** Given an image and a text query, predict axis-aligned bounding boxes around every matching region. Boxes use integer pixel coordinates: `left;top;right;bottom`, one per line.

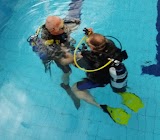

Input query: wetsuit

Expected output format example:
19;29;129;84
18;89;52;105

41;19;80;73
76;40;127;91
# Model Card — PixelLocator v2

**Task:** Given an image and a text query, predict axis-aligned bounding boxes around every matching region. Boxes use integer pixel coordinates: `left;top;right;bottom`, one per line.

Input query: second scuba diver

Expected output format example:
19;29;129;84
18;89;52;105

72;28;144;125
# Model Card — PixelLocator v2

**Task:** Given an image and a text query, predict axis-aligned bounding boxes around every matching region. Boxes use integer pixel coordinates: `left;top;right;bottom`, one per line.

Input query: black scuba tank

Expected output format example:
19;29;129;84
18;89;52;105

109;60;128;93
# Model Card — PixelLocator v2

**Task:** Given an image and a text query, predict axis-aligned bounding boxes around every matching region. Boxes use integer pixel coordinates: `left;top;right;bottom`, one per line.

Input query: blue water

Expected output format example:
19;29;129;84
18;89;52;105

0;0;160;140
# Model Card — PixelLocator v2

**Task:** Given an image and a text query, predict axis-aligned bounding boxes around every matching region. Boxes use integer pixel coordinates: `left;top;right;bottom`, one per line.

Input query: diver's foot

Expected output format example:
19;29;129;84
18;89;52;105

60;83;70;89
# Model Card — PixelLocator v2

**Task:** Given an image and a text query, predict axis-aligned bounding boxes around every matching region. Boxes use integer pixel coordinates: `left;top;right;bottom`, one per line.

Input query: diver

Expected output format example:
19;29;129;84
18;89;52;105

71;29;144;125
41;16;80;87
27;15;81;109
28;15;80;87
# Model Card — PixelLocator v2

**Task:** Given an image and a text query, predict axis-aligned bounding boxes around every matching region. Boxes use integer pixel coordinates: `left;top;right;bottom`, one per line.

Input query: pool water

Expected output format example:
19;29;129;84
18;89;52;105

0;0;160;140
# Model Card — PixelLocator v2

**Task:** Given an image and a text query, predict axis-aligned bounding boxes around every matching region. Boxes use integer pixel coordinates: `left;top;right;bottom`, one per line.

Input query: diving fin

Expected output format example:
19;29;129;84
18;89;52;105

100;105;130;125
120;92;144;112
61;83;80;110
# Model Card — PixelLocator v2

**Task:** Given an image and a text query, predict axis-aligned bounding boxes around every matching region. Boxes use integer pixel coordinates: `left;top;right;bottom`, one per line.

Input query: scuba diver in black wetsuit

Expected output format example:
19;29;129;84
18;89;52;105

73;29;128;93
71;30;131;124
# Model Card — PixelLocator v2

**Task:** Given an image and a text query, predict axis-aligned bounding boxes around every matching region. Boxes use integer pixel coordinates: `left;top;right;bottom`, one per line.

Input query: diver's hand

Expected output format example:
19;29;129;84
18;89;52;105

83;28;93;36
76;52;83;59
59;52;74;65
72;52;83;67
60;44;70;52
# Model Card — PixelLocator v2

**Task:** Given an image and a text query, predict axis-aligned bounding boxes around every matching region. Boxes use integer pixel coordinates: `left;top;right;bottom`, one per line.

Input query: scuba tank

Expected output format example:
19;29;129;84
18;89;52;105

109;60;128;93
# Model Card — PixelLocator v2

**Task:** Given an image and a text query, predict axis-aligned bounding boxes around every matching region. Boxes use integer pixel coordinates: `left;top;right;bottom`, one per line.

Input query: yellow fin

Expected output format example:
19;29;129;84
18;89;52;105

107;106;131;125
121;92;144;112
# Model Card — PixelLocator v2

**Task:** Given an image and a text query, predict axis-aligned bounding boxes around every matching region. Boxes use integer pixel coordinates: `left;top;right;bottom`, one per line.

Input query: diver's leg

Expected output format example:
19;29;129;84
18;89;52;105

72;83;101;108
55;61;71;86
62;71;71;85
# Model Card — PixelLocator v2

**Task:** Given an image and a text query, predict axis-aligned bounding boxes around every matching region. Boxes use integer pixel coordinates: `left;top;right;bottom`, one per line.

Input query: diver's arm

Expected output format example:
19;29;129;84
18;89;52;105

41;26;50;40
40;26;54;45
64;18;80;33
61;19;80;46
59;52;74;65
59;52;83;66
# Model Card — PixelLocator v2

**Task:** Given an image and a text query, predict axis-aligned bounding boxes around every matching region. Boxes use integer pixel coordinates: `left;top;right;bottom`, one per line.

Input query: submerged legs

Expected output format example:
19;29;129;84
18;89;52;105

71;83;101;108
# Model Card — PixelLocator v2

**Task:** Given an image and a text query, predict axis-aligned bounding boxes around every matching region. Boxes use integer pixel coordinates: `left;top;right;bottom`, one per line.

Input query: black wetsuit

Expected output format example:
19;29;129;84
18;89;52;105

76;40;125;90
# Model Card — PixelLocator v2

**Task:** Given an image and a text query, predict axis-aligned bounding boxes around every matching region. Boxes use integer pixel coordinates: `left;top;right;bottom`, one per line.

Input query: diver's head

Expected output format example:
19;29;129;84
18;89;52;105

45;16;64;35
86;33;107;52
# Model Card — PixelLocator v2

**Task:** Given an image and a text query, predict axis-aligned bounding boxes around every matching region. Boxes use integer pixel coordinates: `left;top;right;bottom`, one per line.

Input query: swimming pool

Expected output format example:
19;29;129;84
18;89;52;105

0;0;160;139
